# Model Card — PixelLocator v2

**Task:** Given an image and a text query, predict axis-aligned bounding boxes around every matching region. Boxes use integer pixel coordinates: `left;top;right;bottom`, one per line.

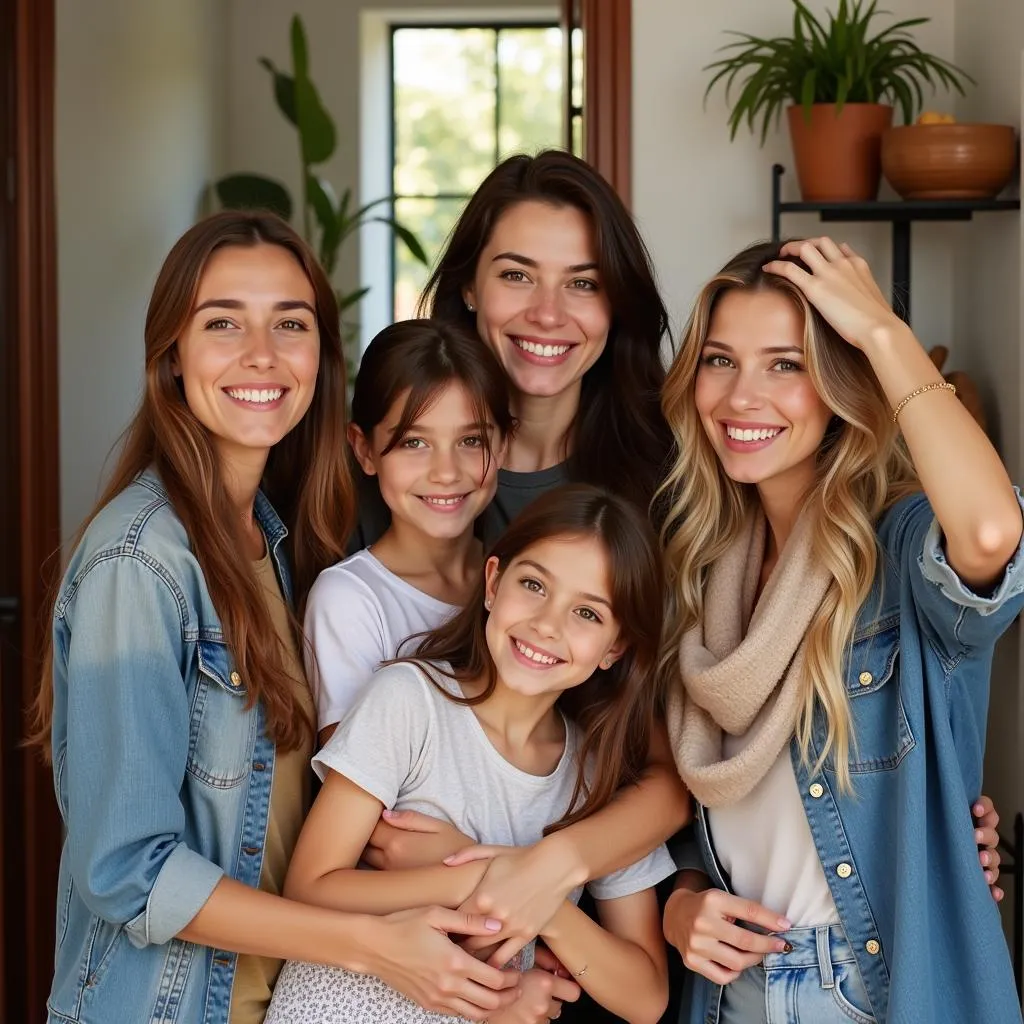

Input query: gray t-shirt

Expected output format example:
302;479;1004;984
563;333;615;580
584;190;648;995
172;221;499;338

313;660;674;901
349;463;572;554
267;661;674;1024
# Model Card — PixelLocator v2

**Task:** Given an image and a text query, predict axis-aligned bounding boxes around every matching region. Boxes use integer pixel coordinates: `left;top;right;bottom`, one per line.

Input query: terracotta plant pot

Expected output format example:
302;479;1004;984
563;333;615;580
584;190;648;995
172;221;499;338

787;103;894;201
881;123;1018;199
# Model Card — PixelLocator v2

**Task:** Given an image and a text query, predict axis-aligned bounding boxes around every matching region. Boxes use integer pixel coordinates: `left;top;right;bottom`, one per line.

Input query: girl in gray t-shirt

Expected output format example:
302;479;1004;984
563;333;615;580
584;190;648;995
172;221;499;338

266;485;687;1024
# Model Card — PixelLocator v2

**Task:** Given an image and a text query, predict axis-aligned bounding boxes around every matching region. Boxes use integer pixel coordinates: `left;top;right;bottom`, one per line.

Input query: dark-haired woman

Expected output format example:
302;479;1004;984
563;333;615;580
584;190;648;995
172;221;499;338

33;212;519;1024
357;148;674;548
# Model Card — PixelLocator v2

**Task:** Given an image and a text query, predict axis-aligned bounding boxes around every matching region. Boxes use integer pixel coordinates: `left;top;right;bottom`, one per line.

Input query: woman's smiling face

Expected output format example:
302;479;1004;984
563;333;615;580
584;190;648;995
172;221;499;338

172;243;320;472
695;288;833;500
463;200;612;403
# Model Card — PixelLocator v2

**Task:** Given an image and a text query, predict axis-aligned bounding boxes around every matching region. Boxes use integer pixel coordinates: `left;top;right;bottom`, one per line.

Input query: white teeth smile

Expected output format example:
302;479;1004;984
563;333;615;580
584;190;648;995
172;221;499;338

226;388;284;404
513;638;560;665
512;337;572;358
421;495;465;506
726;425;782;442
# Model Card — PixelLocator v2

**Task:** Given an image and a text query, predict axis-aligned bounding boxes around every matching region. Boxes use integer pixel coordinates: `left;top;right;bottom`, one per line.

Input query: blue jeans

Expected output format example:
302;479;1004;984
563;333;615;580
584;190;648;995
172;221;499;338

718;924;876;1024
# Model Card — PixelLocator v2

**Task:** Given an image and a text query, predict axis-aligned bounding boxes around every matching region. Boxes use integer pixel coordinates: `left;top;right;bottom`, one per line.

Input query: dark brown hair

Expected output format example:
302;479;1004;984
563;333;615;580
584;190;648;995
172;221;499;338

351;318;514;467
30;211;354;757
404;483;666;833
418;150;675;520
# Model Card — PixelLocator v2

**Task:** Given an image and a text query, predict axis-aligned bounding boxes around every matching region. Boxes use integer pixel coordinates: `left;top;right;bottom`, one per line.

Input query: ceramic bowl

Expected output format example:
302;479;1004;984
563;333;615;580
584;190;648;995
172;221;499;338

881;123;1017;199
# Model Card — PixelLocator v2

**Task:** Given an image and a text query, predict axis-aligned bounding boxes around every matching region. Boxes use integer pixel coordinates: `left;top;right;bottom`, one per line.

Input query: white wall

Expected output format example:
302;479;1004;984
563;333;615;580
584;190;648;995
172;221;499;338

951;0;1024;933
56;0;228;539
632;0;956;348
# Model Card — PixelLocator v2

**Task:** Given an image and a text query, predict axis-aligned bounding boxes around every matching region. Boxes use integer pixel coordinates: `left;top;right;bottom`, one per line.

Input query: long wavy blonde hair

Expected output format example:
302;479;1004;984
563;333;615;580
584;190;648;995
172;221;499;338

658;240;918;790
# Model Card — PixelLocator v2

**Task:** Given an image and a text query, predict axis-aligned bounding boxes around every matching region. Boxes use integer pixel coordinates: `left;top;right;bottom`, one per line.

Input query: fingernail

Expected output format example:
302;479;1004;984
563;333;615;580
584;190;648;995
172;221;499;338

974;803;984;815
985;871;993;883
382;809;396;819
775;940;788;952
976;829;984;843
981;852;990;866
486;918;502;931
778;917;792;930
443;854;456;864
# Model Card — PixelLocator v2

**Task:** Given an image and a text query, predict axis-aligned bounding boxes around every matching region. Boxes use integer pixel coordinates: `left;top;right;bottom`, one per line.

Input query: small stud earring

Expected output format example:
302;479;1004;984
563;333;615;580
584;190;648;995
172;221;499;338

485;598;492;609
466;301;475;312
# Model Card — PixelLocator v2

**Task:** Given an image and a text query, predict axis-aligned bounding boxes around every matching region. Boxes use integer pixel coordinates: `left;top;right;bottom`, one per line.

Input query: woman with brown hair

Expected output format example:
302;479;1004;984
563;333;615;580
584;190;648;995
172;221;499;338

357;148;674;548
32;211;519;1024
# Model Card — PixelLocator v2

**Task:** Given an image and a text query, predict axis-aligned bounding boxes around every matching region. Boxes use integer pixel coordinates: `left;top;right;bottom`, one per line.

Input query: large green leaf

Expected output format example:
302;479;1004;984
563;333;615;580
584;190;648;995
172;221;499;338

291;15;335;165
258;58;297;126
214;174;293;220
290;15;309;79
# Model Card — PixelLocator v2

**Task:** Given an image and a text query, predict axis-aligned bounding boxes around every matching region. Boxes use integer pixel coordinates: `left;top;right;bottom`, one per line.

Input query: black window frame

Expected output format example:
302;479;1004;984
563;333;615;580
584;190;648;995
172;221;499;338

387;19;562;318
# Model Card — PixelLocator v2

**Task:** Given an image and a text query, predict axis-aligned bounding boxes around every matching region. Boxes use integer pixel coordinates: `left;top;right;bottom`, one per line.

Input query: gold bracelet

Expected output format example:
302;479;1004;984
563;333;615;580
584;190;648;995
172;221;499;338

892;381;956;423
573;963;589;978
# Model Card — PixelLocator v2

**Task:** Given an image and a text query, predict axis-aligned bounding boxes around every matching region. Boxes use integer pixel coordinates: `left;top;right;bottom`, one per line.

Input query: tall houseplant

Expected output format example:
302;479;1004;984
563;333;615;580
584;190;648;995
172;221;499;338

214;15;427;363
704;0;974;200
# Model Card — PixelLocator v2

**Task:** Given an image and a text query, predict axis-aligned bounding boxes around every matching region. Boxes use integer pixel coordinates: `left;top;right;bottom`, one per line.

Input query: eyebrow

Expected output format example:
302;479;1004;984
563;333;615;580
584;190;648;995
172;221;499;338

518;559;612;609
491;252;599;274
193;298;317;316
389;420;494;436
704;339;804;356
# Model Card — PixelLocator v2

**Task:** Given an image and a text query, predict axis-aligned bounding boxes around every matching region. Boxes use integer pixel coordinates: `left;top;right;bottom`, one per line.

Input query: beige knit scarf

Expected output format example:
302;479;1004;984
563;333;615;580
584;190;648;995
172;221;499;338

666;507;831;808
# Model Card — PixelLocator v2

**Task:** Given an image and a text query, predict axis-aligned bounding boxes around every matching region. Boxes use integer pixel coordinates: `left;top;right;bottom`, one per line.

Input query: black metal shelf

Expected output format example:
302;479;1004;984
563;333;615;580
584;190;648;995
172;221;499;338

769;163;1021;322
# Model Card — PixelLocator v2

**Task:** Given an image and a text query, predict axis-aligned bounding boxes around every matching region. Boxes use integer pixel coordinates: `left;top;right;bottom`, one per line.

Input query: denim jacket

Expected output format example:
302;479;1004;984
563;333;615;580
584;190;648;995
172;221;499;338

686;491;1024;1024
47;470;289;1024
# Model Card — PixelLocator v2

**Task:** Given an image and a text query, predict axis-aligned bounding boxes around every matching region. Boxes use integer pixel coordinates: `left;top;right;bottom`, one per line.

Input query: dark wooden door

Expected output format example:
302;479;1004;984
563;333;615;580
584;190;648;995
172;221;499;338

1;0;62;1019
561;0;633;205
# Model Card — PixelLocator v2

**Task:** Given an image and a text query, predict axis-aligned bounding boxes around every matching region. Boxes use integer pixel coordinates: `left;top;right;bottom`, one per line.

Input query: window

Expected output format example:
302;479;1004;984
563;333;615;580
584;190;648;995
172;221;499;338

389;22;566;320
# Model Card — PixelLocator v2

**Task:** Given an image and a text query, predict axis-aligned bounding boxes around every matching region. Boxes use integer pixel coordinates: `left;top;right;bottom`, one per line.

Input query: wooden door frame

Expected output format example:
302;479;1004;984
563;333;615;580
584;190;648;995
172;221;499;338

4;0;61;1018
563;0;632;206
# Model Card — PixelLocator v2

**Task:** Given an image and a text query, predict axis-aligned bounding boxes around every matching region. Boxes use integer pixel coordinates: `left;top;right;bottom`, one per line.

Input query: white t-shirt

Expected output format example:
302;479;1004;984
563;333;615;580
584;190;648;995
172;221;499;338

266;662;676;1024
708;741;839;928
303;549;458;730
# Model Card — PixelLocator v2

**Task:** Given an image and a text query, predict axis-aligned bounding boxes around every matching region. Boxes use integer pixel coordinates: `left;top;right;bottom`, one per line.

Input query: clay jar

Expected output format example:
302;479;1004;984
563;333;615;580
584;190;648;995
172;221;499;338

787;103;894;202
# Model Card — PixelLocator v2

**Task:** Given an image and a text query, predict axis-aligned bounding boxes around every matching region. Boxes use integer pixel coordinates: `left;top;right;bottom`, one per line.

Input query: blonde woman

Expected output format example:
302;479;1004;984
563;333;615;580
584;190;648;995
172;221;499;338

659;238;1024;1024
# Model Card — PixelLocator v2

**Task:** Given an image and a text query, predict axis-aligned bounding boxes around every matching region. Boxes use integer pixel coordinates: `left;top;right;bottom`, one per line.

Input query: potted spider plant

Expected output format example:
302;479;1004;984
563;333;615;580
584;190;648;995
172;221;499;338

704;0;974;201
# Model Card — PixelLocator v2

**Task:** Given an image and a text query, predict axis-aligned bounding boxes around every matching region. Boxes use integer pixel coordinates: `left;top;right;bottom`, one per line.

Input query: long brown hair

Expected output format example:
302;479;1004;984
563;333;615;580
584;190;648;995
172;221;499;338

351;318;514;464
658;239;918;789
404;483;666;833
418;151;674;520
30;211;354;757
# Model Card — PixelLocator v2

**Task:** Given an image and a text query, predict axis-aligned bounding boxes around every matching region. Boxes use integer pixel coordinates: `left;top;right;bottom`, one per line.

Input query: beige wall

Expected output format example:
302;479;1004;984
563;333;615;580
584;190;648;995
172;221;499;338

56;0;228;538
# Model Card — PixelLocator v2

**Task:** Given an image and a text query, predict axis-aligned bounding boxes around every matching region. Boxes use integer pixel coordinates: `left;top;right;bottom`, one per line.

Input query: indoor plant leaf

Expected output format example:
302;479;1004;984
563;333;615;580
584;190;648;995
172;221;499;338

214;173;293;220
258;58;297;126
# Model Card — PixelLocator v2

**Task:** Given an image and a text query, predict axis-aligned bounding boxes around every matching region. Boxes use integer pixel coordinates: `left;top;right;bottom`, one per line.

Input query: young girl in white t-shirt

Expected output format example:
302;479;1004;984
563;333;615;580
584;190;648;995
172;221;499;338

266;484;685;1024
304;318;514;743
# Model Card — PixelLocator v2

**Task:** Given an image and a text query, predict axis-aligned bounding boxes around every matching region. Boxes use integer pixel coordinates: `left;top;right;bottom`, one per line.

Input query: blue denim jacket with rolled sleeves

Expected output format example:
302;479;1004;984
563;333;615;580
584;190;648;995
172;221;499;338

686;491;1024;1024
47;470;289;1024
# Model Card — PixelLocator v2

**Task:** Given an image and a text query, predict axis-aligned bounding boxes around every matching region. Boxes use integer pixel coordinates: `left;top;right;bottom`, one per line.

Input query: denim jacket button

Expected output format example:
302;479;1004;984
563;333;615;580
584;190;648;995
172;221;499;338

866;939;881;955
230;671;242;687
858;670;873;686
837;862;853;878
809;783;824;798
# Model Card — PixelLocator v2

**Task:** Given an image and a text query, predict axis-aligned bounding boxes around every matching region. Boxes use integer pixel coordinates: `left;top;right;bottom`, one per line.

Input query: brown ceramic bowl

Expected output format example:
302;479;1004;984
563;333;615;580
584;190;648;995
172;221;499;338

881;123;1018;199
